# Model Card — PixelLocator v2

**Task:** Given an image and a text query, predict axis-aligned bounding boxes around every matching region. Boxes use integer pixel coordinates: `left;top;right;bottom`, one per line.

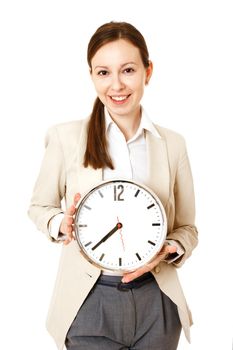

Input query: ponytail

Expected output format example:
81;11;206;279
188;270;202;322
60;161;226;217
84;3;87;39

83;98;114;170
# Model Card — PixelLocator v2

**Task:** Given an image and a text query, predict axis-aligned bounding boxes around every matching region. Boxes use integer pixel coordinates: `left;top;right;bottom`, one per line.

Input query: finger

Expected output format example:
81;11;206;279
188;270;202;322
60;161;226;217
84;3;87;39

59;209;75;234
65;216;74;226
66;204;76;217
66;224;72;232
122;252;165;283
63;236;72;245
122;265;149;283
63;231;74;245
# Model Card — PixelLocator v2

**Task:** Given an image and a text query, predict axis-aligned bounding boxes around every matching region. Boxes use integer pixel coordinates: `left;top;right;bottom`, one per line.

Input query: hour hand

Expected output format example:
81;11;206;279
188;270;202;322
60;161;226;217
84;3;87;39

92;222;123;251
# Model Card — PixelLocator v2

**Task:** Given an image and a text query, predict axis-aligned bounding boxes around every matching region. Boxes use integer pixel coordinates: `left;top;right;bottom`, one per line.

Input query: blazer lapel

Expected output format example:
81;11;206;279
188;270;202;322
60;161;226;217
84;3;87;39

145;130;170;208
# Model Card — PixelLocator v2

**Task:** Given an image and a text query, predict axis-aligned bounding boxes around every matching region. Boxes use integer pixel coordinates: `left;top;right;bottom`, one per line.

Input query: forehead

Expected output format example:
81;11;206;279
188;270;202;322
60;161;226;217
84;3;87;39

91;39;142;67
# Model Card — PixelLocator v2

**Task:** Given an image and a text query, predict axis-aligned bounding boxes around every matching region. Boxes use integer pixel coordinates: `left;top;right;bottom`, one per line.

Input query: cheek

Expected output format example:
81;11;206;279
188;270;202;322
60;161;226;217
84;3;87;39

132;79;145;96
92;80;108;95
128;73;146;90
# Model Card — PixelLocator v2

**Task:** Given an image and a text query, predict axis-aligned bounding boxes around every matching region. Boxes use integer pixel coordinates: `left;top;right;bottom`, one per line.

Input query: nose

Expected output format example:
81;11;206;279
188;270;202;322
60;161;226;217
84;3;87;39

111;73;125;91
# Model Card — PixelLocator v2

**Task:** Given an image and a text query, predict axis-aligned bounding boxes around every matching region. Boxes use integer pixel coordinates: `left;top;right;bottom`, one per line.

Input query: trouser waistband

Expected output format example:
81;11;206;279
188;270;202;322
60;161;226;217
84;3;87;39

97;272;154;291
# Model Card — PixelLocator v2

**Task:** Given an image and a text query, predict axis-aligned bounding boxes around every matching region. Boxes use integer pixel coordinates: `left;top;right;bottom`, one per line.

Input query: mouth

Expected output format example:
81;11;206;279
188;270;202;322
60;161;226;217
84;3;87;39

109;94;131;104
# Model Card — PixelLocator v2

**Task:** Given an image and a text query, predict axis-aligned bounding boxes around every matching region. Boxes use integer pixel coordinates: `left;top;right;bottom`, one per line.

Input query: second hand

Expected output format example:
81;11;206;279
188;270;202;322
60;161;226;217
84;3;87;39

117;216;125;251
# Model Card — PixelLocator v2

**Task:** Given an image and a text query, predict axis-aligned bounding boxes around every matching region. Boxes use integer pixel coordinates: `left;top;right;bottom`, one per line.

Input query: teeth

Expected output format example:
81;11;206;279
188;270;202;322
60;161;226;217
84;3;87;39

111;95;128;101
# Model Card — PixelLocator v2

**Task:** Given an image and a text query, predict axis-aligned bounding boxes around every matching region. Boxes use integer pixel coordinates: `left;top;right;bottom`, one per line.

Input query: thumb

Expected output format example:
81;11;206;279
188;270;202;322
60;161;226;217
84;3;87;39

74;193;81;208
65;193;81;217
165;244;177;254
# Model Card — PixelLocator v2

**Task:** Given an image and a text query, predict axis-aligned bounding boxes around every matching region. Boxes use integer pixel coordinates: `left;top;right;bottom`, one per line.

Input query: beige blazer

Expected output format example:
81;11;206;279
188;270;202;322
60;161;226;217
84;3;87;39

28;117;198;350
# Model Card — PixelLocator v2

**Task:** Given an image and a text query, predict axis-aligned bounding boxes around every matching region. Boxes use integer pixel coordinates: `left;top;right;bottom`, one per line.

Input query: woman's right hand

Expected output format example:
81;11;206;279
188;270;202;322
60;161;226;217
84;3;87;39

59;193;81;245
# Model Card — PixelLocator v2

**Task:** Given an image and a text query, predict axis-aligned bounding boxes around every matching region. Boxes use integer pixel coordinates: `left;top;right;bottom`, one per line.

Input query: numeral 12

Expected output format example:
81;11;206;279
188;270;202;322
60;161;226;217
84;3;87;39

114;184;124;201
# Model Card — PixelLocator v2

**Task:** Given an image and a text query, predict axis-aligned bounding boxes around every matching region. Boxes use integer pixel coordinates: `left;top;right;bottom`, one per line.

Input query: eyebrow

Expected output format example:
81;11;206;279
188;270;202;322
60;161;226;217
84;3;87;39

94;62;137;71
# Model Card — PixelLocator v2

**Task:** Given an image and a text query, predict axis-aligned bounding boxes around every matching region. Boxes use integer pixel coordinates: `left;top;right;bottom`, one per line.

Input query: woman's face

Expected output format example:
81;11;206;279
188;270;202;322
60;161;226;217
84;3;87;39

90;39;153;121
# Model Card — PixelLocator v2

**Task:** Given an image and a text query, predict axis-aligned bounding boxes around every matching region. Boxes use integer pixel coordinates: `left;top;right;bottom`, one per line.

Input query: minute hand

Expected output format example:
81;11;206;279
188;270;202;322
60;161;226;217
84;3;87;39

92;222;123;251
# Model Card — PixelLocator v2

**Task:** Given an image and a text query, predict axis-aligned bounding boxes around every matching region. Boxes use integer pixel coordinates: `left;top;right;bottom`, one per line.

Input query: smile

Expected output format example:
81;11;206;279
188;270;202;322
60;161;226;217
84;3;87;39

110;95;131;103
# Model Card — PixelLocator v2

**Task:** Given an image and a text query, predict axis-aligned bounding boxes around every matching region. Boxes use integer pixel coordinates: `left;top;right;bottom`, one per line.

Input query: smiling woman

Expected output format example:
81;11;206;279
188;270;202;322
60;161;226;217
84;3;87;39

28;21;198;350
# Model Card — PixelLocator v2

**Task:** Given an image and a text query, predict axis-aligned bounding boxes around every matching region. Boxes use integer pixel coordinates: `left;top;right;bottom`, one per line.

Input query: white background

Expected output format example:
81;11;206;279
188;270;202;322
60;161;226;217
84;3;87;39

0;0;232;349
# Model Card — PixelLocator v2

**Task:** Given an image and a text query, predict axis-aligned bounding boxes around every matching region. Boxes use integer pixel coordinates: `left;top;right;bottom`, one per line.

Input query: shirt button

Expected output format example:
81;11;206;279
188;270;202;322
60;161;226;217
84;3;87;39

155;266;160;274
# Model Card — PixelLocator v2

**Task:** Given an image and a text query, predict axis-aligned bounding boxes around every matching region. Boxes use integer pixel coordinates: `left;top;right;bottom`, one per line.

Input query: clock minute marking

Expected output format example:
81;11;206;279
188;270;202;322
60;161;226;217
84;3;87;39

136;253;142;261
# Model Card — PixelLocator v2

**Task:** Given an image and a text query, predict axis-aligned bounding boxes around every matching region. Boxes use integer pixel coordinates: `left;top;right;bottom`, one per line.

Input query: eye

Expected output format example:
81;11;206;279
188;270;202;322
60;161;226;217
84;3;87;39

97;70;109;76
123;67;135;74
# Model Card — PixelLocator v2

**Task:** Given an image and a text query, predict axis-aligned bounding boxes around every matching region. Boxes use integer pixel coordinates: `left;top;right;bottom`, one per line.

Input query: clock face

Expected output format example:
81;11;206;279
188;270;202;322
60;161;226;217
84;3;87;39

74;180;167;272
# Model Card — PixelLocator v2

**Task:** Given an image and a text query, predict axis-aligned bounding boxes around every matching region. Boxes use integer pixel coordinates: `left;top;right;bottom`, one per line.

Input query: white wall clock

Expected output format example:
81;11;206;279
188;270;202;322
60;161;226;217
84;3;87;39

74;179;167;272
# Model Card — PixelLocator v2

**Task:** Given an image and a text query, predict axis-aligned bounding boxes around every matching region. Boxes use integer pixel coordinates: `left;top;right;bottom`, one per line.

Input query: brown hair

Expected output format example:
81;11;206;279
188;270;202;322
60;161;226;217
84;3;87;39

83;21;150;169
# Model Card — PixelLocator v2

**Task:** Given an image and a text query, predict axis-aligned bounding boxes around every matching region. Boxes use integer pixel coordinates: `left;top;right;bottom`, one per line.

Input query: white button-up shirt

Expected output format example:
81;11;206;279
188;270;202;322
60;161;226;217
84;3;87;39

103;106;161;184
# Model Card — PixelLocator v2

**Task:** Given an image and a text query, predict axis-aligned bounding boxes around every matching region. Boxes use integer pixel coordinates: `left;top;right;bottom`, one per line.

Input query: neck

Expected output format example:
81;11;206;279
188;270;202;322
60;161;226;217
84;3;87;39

110;108;141;141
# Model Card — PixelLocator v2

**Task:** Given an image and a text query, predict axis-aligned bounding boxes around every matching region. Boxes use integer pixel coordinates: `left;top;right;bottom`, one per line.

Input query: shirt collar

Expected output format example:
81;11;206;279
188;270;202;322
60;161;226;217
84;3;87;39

140;107;161;139
104;106;161;139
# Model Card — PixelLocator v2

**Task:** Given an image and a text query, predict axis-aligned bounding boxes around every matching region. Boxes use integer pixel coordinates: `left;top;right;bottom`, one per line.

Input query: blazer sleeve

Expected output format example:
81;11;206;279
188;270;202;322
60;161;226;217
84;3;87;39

166;145;198;267
28;126;66;241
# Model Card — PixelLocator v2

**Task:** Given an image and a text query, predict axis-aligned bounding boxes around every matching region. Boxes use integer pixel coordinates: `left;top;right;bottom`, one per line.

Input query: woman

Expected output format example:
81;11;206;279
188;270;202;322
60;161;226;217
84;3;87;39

28;21;198;350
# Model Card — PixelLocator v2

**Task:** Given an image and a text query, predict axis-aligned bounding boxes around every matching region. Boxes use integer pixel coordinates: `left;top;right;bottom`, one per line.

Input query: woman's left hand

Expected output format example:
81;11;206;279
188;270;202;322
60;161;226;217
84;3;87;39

121;243;177;283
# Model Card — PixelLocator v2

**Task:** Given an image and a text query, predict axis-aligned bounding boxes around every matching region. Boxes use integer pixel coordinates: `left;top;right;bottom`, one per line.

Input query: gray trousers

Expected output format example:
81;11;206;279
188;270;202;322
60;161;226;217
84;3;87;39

65;274;181;350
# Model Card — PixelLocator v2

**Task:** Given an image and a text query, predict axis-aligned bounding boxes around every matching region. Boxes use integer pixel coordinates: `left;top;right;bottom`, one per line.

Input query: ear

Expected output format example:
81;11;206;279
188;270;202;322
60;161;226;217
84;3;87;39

145;60;153;85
